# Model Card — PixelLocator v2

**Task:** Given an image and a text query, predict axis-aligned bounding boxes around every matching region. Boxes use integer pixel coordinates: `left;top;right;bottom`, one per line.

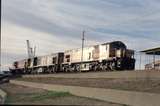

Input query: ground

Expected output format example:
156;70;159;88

0;83;124;105
17;77;160;94
0;96;3;104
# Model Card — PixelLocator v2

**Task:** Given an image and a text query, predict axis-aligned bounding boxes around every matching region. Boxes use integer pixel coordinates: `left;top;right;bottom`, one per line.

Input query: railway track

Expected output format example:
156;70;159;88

22;70;160;79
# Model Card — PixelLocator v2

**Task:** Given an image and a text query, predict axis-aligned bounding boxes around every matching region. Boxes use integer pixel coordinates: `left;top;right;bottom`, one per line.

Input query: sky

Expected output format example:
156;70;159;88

1;0;160;71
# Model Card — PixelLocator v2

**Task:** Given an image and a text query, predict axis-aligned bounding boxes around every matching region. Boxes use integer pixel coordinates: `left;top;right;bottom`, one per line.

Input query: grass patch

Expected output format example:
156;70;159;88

31;91;72;101
5;95;14;104
4;91;72;104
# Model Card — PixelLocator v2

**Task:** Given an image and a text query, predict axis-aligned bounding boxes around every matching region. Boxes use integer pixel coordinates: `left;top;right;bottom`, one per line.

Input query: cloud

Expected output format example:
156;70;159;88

1;21;98;70
1;0;160;70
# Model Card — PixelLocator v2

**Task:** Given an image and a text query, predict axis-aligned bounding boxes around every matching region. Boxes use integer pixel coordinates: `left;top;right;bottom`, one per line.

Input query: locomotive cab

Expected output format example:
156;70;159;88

108;41;135;70
109;41;134;58
109;41;127;58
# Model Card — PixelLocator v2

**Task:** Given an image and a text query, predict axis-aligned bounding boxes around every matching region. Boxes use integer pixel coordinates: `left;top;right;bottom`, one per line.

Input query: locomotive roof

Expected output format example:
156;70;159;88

34;52;63;58
13;41;127;62
14;52;63;62
65;41;126;52
102;41;125;45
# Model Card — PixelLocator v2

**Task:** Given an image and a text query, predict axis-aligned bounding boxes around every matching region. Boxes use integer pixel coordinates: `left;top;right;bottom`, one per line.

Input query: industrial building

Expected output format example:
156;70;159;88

141;47;160;70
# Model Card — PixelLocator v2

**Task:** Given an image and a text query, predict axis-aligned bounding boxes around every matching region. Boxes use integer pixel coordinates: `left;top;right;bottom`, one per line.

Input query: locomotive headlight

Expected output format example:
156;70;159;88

118;61;121;65
117;60;121;68
117;60;121;65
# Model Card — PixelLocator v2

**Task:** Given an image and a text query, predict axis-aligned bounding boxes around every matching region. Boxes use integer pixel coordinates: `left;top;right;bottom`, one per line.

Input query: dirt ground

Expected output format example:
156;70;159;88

18;77;160;94
0;96;3;104
0;83;124;106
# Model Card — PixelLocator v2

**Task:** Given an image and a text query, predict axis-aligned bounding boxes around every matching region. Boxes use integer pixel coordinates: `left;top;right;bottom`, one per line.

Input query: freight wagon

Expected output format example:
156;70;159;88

10;41;135;74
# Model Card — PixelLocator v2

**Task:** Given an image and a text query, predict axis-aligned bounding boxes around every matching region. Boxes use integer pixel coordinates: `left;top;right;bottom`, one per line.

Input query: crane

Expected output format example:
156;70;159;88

26;40;36;58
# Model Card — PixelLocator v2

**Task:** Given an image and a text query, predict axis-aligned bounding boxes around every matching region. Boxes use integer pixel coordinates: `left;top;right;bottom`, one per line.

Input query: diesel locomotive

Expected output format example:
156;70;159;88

10;41;135;74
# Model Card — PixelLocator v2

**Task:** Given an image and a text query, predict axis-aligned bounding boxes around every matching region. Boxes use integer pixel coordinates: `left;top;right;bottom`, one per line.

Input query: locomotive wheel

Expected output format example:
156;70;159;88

64;67;69;72
64;67;67;72
98;64;103;71
28;69;32;74
111;62;116;71
75;65;80;72
116;59;122;70
52;67;55;73
109;62;115;71
51;67;56;73
102;65;108;71
93;66;97;71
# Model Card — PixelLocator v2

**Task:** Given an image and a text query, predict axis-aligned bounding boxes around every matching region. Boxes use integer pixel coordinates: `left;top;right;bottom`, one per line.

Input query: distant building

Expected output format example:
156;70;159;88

141;47;160;70
145;60;160;70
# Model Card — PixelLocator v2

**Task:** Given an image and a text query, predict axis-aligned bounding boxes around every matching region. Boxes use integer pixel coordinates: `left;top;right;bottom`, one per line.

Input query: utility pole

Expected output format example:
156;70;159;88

80;30;85;72
33;46;36;57
139;52;142;70
153;52;155;70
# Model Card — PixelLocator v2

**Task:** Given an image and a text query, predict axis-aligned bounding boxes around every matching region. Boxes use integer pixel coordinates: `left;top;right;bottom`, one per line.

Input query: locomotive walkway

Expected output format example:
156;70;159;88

11;80;160;106
23;70;160;79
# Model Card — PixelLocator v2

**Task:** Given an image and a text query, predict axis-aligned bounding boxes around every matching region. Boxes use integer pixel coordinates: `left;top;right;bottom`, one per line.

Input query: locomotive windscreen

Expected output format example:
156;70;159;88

109;41;127;57
110;41;126;49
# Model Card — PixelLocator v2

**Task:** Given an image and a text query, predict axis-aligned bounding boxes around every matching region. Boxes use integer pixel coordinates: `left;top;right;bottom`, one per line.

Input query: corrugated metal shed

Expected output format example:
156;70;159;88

141;47;160;70
141;47;160;55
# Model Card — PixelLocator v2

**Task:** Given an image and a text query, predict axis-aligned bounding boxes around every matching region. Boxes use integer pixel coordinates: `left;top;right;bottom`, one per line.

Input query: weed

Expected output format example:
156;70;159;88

31;91;72;101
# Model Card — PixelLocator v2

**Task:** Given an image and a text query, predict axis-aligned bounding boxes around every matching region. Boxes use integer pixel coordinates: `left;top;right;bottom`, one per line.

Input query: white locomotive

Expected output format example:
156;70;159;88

10;41;135;74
